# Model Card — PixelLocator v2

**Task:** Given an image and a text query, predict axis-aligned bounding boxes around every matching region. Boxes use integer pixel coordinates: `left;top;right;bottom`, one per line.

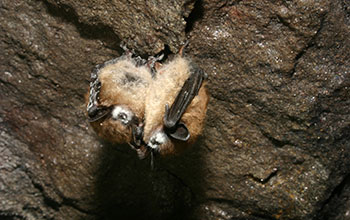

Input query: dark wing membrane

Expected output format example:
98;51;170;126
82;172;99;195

88;106;112;122
163;68;205;129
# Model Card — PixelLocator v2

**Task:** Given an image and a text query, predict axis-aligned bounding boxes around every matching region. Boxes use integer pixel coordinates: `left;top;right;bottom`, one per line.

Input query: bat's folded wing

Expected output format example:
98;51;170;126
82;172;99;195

88;106;112;122
163;68;205;141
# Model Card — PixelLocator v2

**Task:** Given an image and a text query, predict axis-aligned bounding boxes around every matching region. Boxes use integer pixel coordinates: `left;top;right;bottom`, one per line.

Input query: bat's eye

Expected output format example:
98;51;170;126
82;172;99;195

118;113;127;120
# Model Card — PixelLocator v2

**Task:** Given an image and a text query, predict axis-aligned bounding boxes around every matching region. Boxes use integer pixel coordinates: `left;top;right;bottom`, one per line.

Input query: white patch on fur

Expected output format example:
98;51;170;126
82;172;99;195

143;57;191;138
111;106;133;125
148;132;167;149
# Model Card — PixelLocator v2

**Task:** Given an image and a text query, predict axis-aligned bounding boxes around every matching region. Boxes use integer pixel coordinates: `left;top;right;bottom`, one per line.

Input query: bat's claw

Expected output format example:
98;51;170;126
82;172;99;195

120;42;135;58
136;146;150;160
179;40;189;57
147;53;164;71
163;104;177;129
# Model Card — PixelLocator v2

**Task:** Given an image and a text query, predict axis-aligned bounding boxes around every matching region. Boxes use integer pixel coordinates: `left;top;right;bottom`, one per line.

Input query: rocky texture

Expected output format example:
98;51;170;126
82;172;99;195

46;0;195;54
0;0;349;219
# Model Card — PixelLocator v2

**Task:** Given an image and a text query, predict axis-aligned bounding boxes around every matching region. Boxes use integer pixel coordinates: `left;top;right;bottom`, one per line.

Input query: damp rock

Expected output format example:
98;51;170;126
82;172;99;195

1;0;349;219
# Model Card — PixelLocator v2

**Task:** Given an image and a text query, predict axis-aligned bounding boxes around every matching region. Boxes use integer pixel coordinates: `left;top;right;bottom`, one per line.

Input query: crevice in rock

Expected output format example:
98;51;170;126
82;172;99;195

40;0;121;52
250;212;279;220
30;180;61;212
219;0;243;11
275;15;298;33
0;212;25;220
185;0;204;34
246;168;278;185
288;13;327;77
260;130;291;148
317;174;350;219
61;197;97;216
26;166;96;215
207;198;276;220
207;198;238;207
164;168;195;199
341;0;350;24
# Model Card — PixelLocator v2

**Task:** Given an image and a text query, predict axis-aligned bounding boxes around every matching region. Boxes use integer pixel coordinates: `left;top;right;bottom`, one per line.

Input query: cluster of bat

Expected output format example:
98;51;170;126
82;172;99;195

86;43;209;161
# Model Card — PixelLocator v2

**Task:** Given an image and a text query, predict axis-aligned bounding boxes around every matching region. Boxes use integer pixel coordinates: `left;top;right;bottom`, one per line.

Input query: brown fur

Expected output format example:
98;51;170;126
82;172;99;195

98;59;152;117
143;56;192;141
90;118;133;143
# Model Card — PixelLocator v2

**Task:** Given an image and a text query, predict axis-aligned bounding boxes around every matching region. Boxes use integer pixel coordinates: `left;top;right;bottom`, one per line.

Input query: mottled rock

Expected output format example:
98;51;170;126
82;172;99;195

46;0;195;54
187;0;350;219
0;0;349;219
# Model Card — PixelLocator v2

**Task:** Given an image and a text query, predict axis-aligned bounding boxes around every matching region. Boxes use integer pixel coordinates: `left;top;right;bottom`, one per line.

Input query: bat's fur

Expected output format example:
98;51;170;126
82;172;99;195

98;57;152;115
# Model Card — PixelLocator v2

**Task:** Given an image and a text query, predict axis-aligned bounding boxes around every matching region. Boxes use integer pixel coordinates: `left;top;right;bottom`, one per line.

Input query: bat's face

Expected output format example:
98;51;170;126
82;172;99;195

89;105;138;144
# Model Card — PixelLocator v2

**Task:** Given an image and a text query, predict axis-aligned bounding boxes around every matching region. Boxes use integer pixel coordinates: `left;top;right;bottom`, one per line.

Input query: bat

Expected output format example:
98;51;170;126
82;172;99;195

86;42;209;162
141;43;209;158
86;44;155;155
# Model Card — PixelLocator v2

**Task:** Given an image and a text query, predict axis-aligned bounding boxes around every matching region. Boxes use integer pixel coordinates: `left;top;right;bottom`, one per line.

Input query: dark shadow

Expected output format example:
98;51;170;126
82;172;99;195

185;0;204;34
42;0;121;52
317;174;350;220
92;137;207;220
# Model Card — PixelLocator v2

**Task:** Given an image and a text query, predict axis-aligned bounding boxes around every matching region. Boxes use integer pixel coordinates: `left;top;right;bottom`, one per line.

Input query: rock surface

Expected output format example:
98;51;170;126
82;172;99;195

0;0;349;219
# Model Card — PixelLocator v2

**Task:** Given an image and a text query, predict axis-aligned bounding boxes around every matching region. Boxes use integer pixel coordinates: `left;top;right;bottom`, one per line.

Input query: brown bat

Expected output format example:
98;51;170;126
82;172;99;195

141;44;209;158
86;43;208;161
86;45;157;155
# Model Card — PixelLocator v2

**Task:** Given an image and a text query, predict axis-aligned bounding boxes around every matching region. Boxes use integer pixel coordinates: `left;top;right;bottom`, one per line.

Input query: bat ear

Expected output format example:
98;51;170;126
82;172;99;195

168;122;190;141
88;106;112;122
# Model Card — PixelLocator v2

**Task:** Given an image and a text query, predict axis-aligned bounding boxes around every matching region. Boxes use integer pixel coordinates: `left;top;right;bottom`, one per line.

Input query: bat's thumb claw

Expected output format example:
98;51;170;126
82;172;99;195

179;40;189;56
163;104;176;129
156;53;164;61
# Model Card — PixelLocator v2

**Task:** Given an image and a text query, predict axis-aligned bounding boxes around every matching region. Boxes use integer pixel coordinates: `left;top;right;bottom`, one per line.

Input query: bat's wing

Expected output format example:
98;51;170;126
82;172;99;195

87;64;113;122
163;68;205;141
88;106;112;122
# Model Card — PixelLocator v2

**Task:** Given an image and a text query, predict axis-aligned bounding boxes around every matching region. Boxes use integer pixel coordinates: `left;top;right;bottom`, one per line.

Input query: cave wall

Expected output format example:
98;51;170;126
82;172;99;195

1;0;350;219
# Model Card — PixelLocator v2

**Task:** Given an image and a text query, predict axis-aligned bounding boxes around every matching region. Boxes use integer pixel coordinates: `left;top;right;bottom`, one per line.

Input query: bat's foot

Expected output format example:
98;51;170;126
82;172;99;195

136;146;150;160
120;41;136;59
179;40;189;57
147;53;164;68
120;42;148;67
